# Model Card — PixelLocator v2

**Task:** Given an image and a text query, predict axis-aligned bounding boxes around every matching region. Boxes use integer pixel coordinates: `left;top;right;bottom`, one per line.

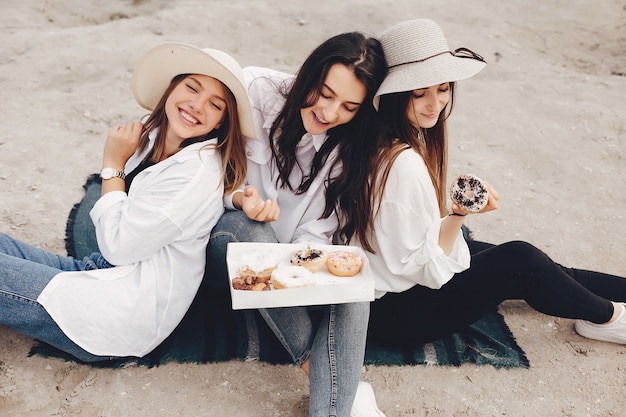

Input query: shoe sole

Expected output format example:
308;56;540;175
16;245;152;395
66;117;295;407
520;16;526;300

574;320;626;345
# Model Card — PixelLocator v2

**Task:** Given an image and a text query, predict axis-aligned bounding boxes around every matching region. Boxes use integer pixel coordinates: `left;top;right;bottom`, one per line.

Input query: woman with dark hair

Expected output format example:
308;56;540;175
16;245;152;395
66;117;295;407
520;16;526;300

204;32;388;417
354;19;626;349
0;42;253;362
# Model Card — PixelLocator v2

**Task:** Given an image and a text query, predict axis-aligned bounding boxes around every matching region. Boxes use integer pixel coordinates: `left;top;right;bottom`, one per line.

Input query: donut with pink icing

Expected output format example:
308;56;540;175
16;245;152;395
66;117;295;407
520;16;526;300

325;251;363;277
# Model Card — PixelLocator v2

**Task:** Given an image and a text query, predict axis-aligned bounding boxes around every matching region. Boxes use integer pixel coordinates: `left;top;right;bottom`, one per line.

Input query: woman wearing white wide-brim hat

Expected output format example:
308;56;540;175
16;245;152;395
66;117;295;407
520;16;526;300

353;19;626;348
0;42;253;361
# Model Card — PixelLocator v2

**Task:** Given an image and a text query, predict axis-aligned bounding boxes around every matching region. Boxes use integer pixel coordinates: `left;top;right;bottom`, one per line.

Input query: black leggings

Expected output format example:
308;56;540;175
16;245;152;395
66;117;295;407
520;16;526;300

368;240;626;347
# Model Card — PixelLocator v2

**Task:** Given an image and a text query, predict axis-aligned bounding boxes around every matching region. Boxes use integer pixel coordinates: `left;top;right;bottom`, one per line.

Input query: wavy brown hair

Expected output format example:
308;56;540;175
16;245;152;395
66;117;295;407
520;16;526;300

137;74;247;193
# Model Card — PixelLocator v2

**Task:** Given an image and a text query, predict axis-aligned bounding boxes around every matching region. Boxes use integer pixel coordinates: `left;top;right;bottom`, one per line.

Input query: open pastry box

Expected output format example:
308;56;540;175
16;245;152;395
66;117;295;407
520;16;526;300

227;242;375;310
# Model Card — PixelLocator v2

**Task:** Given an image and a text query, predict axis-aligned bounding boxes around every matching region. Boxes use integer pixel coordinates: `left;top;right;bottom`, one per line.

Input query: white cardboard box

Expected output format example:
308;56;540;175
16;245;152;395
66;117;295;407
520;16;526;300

227;242;375;310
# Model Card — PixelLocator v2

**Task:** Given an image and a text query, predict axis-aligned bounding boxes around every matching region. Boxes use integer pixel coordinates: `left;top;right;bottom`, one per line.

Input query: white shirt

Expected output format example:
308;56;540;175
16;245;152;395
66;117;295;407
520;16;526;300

38;137;224;357
229;66;340;244
353;148;470;298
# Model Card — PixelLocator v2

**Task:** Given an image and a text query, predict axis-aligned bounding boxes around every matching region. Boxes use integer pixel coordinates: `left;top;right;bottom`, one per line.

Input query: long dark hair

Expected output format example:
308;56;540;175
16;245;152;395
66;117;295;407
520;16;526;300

268;32;387;245
138;74;247;193
359;83;456;252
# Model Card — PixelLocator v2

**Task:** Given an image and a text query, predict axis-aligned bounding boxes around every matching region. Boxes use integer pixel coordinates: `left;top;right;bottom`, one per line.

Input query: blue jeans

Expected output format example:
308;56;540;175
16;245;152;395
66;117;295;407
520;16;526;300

205;211;368;417
204;210;278;288
261;303;369;417
0;233;114;362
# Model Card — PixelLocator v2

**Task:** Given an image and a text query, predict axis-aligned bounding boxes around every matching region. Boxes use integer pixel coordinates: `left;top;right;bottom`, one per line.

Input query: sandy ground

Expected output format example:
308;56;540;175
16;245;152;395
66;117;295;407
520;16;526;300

1;0;625;416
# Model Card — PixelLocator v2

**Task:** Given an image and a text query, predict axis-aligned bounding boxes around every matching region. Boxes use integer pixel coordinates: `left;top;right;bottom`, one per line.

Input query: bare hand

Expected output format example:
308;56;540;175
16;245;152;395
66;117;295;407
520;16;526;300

102;122;143;168
479;182;500;213
241;186;280;222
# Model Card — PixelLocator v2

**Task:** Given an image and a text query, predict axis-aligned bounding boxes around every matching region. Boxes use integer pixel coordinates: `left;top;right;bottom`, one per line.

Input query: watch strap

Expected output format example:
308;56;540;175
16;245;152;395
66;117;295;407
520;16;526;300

100;167;126;180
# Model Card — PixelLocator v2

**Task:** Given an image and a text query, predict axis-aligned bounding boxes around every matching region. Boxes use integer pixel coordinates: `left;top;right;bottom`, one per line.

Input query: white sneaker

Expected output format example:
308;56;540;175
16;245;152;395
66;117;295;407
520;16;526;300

574;303;626;345
351;381;386;417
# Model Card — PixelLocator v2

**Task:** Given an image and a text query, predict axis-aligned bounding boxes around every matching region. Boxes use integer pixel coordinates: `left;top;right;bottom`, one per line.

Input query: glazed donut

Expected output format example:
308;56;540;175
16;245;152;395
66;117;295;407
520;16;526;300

449;174;489;213
270;266;317;289
325;251;363;277
291;246;327;272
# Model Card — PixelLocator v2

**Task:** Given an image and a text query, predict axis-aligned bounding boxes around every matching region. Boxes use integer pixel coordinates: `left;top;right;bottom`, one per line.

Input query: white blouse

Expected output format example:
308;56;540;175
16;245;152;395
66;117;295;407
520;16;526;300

228;66;340;244
355;148;470;298
38;137;224;357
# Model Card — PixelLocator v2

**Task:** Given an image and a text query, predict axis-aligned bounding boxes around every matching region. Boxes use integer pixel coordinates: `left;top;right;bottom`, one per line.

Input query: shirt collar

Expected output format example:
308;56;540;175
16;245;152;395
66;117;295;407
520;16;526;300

298;132;328;152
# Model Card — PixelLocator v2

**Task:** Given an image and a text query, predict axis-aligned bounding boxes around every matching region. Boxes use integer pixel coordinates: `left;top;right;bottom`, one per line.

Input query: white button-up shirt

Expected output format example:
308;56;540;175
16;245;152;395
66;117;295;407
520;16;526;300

38;137;224;357
229;66;340;244
354;148;470;298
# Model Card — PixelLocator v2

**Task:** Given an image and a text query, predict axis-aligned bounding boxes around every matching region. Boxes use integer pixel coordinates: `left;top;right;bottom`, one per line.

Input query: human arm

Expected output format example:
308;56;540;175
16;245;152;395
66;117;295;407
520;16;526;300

221;66;289;223
91;143;223;265
100;122;143;196
371;150;470;291
439;181;500;253
230;185;280;222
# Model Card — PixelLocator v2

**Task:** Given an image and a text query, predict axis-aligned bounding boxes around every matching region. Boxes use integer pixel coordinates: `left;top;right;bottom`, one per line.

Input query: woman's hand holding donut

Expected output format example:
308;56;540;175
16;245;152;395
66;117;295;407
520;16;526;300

103;122;143;168
241;185;280;222
449;202;469;216
478;182;500;214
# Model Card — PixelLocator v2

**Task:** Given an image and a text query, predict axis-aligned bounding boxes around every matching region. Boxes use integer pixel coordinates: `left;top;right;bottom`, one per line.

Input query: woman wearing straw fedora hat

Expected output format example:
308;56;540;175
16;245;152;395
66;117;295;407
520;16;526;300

0;42;254;362
203;33;388;417
353;19;626;348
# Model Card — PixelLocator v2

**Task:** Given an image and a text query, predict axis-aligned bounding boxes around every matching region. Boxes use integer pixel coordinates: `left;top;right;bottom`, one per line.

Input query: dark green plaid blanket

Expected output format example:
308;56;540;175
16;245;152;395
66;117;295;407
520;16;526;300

31;175;528;369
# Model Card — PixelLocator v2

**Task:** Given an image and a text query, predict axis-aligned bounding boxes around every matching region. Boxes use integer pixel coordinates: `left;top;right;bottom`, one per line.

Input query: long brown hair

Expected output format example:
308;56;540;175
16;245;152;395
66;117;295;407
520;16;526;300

137;74;247;193
358;83;456;253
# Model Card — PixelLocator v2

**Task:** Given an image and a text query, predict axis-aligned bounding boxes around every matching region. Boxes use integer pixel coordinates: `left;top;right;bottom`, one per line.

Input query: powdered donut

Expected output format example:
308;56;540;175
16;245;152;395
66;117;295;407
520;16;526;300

325;251;363;277
449;174;489;213
270;265;317;289
291;246;327;272
239;252;278;279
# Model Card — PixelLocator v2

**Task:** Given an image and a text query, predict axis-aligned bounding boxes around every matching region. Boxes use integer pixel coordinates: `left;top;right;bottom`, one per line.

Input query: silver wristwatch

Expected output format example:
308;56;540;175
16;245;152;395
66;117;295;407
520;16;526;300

100;167;126;180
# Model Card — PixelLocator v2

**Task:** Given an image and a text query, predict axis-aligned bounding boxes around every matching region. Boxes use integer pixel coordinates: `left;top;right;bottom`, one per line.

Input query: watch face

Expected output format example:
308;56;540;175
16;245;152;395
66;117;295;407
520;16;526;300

100;167;114;179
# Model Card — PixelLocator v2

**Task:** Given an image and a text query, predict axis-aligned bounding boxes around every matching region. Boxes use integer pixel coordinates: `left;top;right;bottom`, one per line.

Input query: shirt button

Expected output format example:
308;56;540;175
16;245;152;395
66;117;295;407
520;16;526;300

246;151;252;157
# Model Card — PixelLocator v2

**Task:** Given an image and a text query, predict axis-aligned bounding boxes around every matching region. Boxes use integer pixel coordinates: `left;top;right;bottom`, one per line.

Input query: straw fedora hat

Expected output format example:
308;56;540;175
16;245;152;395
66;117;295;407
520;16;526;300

373;19;486;110
132;42;257;139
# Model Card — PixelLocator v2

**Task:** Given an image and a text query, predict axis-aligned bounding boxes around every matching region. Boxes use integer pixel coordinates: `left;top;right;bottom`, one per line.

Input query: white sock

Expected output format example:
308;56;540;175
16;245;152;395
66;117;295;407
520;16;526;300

603;303;625;326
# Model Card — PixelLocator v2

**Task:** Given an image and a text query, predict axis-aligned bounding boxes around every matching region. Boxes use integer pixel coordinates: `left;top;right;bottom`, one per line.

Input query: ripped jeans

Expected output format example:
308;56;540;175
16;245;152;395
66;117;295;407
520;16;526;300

0;233;114;362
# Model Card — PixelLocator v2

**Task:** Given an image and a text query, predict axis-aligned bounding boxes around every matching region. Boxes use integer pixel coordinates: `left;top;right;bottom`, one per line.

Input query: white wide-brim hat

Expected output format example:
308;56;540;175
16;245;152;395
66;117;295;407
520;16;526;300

373;19;487;110
132;42;257;139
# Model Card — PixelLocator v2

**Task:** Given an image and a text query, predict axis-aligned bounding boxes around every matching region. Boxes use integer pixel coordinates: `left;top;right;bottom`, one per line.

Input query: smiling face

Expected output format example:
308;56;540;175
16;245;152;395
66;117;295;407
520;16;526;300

406;83;451;129
164;74;227;145
300;63;367;136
